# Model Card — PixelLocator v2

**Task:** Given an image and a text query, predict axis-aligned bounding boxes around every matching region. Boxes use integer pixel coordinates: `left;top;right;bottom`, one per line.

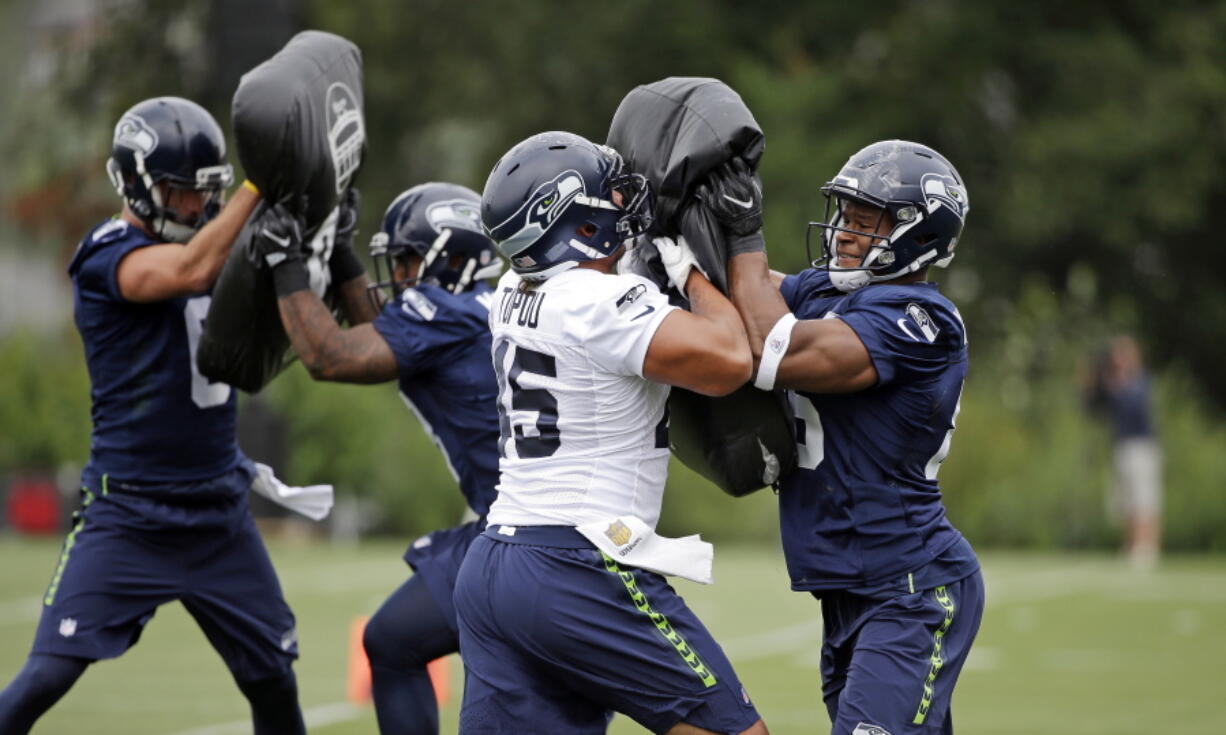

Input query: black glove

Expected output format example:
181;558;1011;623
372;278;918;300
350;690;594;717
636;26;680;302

330;186;366;285
252;201;311;296
698;158;766;256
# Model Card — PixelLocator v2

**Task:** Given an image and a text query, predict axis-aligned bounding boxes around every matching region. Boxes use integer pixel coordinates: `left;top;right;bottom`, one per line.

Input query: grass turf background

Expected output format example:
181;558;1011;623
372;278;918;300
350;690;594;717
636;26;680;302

1;537;1224;734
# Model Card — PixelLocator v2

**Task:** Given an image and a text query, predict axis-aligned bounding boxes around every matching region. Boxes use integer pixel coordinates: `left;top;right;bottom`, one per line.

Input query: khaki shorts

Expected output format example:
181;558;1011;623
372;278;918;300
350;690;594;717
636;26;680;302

1113;437;1163;515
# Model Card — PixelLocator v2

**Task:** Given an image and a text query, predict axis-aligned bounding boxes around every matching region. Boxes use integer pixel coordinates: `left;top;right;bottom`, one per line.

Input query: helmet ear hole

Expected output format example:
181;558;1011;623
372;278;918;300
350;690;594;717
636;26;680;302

576;222;598;238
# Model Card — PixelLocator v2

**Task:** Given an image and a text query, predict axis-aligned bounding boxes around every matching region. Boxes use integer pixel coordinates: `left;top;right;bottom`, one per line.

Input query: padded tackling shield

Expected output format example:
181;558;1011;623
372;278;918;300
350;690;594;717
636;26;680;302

607;76;764;294
196;203;344;393
667;385;795;497
196;30;365;392
607;78;795;497
232;29;365;230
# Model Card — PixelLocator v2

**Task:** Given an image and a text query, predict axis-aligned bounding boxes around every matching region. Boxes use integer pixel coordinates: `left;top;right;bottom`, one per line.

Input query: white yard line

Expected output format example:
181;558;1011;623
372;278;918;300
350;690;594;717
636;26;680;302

165;701;361;735
0;595;42;625
709;564;1104;663
719;619;822;661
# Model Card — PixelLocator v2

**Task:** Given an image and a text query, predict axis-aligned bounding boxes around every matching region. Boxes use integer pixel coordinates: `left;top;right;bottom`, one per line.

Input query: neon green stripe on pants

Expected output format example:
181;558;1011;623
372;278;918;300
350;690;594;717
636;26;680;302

601;552;718;687
43;485;98;607
913;584;956;725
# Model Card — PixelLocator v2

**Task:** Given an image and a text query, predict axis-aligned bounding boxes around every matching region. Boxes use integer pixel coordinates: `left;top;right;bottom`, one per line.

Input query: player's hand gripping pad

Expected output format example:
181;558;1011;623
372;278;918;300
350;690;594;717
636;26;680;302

197;30;364;392
607;77;794;497
196;202;332;393
606;76;763;293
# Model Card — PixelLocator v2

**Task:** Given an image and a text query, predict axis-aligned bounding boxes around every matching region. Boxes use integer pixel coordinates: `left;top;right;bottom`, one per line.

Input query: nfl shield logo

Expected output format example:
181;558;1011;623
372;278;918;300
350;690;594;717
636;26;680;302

604;520;632;547
59;618;77;638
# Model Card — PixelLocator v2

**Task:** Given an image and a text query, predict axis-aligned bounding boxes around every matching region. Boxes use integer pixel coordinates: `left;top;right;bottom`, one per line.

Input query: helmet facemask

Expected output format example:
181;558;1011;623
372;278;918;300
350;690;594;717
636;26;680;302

808;192;895;292
809;189;951;293
600;147;654;244
150;180;229;243
108;153;232;243
368;230;410;307
368;227;502;309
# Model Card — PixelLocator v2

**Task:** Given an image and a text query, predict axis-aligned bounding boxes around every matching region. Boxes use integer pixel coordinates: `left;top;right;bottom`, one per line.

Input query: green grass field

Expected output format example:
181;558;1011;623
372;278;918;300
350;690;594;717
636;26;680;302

2;535;1224;734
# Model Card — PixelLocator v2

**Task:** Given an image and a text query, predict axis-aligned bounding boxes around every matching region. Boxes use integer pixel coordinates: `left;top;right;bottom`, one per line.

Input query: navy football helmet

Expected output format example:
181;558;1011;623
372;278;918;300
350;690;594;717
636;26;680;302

105;97;233;243
809;140;969;292
480;131;652;280
369;182;502;297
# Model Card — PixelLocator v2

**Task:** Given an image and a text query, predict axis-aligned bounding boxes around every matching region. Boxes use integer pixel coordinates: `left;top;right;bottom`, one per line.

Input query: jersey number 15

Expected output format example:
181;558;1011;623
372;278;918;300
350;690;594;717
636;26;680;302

493;340;561;458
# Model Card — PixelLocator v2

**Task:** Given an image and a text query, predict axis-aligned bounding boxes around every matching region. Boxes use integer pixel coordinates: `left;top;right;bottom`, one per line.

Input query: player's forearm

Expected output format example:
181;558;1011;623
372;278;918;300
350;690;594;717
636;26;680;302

334;272;380;325
683;273;753;389
277;289;348;380
277;290;396;384
176;186;260;291
728;251;791;368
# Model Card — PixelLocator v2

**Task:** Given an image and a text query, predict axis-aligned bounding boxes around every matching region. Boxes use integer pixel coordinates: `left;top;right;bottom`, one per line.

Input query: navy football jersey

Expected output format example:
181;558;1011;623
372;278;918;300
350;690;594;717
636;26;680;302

373;282;500;516
778;269;976;592
68;218;240;483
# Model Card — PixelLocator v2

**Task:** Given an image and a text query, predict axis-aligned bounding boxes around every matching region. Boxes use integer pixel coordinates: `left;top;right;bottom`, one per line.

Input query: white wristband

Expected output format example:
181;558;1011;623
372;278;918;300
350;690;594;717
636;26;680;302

753;313;798;390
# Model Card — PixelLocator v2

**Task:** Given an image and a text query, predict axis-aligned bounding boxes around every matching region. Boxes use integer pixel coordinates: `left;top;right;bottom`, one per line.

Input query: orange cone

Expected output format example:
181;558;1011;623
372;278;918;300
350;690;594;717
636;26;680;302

347;616;372;704
428;656;450;705
347;615;452;706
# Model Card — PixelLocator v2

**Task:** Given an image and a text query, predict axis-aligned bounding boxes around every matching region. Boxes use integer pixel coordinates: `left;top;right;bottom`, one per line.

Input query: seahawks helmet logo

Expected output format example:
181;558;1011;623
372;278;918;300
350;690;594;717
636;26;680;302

921;173;968;219
113;114;158;155
527;170;584;230
494;169;586;257
426;199;483;235
325;82;364;194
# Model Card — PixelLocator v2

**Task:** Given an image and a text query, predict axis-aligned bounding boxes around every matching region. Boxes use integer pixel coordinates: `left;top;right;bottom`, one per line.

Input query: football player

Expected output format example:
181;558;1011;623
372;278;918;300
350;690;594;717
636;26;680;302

453;131;768;735
713;143;985;735
252;181;502;735
0;97;306;734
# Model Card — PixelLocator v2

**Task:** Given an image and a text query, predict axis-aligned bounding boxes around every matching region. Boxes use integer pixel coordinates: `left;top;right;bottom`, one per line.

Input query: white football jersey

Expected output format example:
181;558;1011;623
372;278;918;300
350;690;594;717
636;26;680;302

485;267;679;529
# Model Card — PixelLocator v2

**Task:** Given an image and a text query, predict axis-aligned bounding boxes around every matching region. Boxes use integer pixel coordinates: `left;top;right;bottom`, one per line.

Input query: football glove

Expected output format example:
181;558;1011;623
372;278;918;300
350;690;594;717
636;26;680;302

698;158;766;256
654;235;707;298
252;201;310;296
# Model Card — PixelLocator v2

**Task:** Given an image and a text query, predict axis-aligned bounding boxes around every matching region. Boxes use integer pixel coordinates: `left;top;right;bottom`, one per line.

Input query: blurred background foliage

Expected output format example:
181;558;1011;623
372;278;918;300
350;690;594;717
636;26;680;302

2;0;1224;550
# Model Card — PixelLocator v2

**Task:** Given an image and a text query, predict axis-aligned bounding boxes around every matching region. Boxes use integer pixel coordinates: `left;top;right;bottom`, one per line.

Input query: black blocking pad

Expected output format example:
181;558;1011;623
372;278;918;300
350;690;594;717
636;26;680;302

607;76;763;294
609;77;794;497
232;29;365;229
197;31;364;393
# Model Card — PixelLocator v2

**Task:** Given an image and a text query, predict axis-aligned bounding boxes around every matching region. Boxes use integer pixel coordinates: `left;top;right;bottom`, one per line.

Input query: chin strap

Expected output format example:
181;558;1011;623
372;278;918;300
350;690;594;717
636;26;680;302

154;218;198;243
146;186;205;243
828;242;894;292
829;268;871;293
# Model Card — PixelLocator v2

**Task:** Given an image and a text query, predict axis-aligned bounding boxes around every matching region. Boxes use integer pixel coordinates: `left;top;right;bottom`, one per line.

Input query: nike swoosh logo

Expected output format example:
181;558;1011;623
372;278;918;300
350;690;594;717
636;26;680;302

632;304;656;321
723;194;754;209
263;231;291;248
